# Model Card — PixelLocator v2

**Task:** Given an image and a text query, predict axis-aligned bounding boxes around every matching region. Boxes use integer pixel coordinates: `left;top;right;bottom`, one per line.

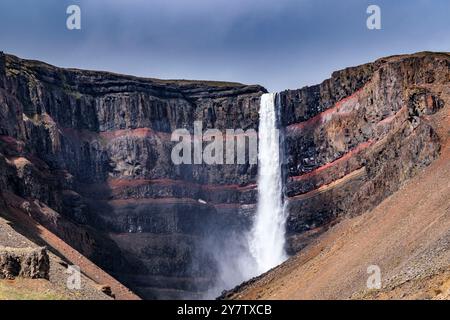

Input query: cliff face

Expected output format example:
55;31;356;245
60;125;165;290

280;52;448;253
221;52;449;300
0;51;448;299
0;52;265;298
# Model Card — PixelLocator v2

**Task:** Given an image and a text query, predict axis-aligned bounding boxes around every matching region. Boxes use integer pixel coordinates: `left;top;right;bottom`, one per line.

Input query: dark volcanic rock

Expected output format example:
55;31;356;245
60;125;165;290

281;52;449;253
0;51;448;299
0;53;264;298
0;52;5;76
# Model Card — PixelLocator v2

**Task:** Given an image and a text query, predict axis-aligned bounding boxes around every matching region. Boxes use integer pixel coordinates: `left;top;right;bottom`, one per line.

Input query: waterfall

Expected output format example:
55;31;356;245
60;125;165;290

204;93;287;297
248;92;287;275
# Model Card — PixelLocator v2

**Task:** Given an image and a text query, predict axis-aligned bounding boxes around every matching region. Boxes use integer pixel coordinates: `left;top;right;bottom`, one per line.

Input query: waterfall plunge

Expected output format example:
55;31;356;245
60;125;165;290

248;92;287;275
205;93;288;298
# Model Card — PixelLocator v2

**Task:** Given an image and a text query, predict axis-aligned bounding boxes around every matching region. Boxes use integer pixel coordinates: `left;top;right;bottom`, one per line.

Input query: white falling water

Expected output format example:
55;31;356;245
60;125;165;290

248;92;287;275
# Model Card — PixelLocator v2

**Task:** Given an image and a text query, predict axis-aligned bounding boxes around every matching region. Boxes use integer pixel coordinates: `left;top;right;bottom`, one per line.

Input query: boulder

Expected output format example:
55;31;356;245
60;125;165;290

0;247;50;279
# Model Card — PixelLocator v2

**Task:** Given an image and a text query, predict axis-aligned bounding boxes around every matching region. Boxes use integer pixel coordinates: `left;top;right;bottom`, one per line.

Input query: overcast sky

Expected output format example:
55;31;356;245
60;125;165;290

0;0;449;91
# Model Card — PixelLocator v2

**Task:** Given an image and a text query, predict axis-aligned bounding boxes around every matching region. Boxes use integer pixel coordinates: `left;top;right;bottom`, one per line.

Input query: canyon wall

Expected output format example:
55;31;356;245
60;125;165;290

281;52;448;253
0;52;265;298
0;51;448;298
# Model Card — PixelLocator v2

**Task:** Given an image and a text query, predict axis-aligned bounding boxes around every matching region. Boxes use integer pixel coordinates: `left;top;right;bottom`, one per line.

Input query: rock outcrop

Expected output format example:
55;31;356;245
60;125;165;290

0;51;448;299
0;247;49;279
0;53;265;298
280;52;448;253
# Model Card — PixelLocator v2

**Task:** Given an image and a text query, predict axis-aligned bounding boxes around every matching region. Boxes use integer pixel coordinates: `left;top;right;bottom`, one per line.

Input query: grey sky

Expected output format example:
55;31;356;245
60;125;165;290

0;0;449;91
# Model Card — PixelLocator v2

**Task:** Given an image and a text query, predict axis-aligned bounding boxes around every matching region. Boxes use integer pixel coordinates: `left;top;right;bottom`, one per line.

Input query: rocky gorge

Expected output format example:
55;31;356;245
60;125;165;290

0;51;448;299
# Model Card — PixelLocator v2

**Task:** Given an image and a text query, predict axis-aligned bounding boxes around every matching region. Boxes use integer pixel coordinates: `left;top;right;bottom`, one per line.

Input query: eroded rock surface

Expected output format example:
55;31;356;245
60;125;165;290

0;51;448;299
0;52;264;298
0;246;49;279
280;52;448;253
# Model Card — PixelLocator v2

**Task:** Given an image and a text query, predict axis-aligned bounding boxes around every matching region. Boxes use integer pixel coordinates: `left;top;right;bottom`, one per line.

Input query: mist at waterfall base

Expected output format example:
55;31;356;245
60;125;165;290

203;93;288;298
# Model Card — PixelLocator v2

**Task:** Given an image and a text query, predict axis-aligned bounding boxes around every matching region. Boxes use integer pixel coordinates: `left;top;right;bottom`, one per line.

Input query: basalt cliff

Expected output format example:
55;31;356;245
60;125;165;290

0;51;449;299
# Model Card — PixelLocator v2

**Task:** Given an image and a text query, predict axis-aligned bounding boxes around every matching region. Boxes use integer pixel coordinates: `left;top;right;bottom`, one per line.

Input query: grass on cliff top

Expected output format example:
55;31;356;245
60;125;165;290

5;53;246;88
0;280;67;300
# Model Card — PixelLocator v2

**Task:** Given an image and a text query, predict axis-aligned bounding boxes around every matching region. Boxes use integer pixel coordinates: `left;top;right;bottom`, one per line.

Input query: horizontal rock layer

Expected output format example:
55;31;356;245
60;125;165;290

280;52;449;252
0;51;448;298
0;52;264;298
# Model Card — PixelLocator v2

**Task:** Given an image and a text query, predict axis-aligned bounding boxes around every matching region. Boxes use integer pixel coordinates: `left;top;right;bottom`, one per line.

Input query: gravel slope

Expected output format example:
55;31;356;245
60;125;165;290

226;102;450;300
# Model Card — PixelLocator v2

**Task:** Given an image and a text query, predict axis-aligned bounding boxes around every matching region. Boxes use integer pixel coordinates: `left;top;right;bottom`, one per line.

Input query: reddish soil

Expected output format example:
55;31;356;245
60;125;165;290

1;195;140;300
107;177;256;192
229;106;450;300
99;127;170;140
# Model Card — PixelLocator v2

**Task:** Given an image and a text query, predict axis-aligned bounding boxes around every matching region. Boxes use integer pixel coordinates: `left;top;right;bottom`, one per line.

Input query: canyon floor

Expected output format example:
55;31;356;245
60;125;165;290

225;103;450;300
